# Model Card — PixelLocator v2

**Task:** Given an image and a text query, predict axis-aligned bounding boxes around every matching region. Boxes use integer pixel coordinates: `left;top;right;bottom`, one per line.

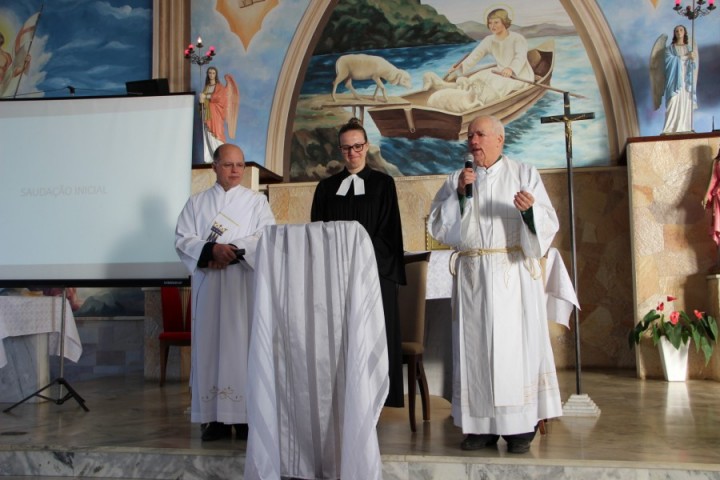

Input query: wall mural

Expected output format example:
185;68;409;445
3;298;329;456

189;0;311;165
1;0;153;317
190;0;719;175
598;0;720;137
291;0;608;180
1;1;152;99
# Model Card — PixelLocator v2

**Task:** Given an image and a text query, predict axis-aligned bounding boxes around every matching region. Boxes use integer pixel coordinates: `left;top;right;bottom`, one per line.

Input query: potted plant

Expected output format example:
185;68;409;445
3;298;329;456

629;296;718;379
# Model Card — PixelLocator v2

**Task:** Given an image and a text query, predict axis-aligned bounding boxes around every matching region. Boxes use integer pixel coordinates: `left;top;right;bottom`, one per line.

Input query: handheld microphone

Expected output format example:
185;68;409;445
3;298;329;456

464;154;474;198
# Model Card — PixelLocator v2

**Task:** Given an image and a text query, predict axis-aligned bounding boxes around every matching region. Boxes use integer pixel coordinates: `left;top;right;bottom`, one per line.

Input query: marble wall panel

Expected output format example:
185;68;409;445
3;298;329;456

628;137;720;380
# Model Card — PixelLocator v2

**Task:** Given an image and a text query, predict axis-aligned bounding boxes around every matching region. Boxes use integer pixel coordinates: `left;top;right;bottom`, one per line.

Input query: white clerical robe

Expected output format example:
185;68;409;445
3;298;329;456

175;182;275;425
245;221;387;480
427;156;563;435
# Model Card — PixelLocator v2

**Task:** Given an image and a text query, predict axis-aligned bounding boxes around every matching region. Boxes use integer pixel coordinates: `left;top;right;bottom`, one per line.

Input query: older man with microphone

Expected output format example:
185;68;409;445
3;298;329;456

427;115;562;454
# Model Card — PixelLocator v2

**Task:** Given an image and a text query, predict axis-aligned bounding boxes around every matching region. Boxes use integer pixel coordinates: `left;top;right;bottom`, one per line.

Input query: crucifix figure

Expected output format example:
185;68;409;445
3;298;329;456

541;92;595;171
541;92;596;407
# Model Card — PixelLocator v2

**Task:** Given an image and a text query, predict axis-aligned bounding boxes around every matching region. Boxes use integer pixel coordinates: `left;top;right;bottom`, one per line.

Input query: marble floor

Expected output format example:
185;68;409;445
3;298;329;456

1;369;719;479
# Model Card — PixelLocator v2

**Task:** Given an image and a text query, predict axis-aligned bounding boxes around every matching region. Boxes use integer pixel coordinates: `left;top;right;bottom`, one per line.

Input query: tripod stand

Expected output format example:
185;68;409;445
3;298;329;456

3;288;88;413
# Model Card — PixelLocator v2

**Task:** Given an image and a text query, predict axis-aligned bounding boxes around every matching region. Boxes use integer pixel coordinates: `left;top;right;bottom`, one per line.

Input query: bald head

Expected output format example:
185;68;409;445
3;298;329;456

467;116;505;168
212;144;246;191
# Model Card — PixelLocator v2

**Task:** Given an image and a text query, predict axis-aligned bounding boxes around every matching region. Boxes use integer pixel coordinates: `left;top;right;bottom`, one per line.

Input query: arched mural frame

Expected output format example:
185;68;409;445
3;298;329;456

559;0;639;158
267;0;639;180
265;0;336;178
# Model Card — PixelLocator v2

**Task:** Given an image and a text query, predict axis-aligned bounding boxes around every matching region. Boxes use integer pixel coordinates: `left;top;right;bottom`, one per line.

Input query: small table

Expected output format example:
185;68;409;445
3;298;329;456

0;296;82;403
426;250;453;299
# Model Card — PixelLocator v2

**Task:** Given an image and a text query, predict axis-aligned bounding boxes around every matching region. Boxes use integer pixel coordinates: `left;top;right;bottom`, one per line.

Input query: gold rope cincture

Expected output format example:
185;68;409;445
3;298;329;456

449;245;542;280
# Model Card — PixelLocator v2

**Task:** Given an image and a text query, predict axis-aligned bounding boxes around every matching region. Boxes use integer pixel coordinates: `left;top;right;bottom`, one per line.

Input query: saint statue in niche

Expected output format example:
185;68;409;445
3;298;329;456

702;147;720;272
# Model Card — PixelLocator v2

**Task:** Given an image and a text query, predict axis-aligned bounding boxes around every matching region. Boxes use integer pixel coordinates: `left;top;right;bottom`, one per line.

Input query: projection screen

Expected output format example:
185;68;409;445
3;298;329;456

0;94;195;287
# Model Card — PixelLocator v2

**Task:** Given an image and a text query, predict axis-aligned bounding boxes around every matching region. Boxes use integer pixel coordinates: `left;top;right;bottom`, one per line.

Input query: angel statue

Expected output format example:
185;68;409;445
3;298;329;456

649;25;698;135
703;147;720;272
199;66;239;163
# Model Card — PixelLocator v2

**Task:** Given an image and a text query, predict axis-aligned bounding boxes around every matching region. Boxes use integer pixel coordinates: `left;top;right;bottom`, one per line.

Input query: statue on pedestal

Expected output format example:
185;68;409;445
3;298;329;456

649;25;698;135
703;147;720;272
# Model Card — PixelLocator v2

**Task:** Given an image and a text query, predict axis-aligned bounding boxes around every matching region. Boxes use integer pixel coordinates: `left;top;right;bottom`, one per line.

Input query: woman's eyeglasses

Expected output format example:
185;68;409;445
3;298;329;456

339;142;366;154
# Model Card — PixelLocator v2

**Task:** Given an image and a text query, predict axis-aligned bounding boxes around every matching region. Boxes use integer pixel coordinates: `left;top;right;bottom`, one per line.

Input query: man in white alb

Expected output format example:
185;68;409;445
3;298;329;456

427;115;562;454
175;143;275;441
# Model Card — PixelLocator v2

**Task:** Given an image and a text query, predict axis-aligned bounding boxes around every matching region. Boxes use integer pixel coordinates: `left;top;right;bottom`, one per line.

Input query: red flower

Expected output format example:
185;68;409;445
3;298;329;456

667;295;677;302
657;302;665;312
694;310;704;319
669;311;680;325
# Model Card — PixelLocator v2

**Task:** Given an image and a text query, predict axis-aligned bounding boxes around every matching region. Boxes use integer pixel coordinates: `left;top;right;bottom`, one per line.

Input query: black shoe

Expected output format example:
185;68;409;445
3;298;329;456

507;439;531;454
201;421;232;441
234;423;249;440
460;433;499;451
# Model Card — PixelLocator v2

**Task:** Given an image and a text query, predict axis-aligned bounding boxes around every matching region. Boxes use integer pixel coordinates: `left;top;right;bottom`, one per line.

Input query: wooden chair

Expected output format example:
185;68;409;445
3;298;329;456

159;286;191;386
399;251;431;432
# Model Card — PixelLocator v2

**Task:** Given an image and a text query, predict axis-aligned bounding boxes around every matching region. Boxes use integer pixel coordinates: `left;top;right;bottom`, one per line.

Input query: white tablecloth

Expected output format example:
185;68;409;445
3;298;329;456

425;250;453;299
0;296;82;368
246;221;387;480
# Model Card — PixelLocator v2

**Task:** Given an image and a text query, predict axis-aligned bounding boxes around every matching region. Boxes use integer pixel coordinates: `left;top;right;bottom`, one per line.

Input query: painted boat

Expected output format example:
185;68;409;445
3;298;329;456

367;39;555;141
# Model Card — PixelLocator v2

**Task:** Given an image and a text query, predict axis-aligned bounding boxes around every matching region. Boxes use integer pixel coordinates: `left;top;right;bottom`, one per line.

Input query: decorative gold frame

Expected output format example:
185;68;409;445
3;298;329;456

424;216;451;251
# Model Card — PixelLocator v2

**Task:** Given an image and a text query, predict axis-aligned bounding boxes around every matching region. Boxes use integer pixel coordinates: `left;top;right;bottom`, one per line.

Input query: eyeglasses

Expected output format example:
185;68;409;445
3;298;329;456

339;142;366;154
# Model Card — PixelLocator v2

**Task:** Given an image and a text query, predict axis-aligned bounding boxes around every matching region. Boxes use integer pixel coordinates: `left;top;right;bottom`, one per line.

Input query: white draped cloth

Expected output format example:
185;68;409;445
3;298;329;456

245;221;388;480
0;296;82;368
544;247;580;328
427;155;563;435
175;182;275;425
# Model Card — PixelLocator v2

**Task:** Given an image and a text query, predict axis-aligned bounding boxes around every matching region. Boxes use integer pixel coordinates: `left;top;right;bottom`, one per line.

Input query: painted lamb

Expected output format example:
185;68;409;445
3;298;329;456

332;54;412;103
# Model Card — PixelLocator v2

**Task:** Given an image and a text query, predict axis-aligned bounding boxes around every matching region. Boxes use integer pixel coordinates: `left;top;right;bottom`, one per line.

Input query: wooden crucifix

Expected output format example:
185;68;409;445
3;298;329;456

541;91;596;406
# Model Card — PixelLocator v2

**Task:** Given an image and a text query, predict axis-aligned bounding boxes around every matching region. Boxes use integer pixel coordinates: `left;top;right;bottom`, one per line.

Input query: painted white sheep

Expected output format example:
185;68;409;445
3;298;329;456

427;81;484;113
421;71;458;91
332;54;412;103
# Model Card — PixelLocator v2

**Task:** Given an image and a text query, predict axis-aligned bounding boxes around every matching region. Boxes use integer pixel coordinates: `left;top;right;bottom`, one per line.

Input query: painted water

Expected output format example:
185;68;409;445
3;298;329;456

301;35;609;175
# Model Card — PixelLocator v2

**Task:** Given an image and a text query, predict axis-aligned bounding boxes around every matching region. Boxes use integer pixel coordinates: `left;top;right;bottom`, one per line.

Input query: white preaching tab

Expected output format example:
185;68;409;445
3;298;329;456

335;174;365;196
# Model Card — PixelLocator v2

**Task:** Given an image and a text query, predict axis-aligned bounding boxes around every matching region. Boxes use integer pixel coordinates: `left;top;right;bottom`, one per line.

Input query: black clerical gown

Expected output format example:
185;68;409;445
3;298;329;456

311;165;407;407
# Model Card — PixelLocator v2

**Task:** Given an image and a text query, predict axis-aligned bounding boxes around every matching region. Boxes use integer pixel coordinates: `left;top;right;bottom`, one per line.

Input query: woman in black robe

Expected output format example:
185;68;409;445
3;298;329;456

310;118;407;408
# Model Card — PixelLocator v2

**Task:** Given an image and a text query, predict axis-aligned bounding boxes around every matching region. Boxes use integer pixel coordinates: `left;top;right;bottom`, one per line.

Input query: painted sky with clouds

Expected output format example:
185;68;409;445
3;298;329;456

1;0;152;99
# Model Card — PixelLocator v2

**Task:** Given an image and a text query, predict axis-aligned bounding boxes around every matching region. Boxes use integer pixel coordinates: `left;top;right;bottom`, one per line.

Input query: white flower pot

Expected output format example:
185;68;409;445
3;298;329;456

658;337;689;382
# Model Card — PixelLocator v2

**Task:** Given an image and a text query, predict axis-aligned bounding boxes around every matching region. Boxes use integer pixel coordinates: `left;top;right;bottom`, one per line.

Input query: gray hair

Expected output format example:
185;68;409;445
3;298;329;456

474;115;504;137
